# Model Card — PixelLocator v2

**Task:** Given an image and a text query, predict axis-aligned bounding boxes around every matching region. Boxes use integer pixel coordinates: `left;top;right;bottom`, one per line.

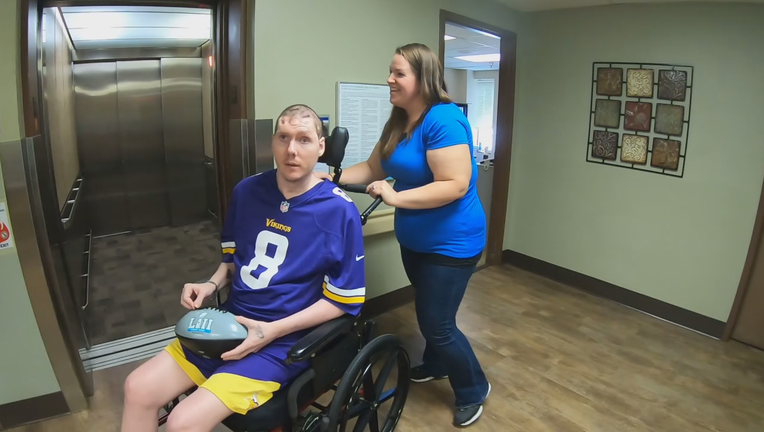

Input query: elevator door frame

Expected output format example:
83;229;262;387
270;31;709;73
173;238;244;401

16;0;254;417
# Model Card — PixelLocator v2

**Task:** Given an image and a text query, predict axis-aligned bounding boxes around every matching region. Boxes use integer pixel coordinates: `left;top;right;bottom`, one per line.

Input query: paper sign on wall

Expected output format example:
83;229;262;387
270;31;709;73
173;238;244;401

0;202;14;250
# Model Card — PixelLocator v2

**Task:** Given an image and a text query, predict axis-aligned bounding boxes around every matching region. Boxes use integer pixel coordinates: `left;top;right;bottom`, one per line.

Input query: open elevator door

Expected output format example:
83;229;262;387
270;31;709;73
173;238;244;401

11;0;258;421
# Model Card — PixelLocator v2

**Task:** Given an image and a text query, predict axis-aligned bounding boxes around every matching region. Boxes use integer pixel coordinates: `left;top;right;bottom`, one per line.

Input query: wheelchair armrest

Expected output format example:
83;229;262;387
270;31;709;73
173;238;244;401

287;315;356;363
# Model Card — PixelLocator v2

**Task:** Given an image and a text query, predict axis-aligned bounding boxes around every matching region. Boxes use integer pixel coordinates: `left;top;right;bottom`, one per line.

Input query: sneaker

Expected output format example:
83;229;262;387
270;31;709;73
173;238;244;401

410;365;448;383
453;383;491;427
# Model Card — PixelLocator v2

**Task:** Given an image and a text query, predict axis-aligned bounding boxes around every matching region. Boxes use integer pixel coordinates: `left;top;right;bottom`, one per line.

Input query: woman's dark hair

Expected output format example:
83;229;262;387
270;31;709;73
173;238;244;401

379;43;452;159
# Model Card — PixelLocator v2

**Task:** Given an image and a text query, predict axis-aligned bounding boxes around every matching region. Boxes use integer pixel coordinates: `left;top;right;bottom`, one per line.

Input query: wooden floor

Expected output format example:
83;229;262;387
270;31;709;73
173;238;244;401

9;265;764;431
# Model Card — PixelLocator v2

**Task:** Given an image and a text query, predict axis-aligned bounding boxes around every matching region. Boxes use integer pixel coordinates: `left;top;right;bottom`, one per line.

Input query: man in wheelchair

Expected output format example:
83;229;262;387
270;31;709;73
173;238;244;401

121;104;369;432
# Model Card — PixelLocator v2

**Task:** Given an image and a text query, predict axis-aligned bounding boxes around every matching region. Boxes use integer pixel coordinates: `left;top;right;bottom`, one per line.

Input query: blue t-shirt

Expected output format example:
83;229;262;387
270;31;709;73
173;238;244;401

380;102;486;259
219;169;366;342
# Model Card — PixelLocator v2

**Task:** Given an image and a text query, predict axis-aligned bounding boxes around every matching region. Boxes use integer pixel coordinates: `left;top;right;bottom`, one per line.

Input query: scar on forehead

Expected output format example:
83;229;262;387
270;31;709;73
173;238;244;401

280;113;312;125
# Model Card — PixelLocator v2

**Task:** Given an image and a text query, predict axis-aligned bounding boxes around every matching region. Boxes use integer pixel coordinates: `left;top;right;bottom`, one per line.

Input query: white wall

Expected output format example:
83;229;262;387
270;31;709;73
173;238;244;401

506;3;764;322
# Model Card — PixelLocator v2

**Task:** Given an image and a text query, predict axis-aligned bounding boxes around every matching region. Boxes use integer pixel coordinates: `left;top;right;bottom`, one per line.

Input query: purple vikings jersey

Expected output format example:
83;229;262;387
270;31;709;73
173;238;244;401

219;169;366;343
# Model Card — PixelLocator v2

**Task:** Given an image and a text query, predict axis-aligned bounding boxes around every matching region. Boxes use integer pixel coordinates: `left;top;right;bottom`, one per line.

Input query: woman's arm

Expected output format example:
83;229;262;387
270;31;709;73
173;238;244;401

373;144;472;210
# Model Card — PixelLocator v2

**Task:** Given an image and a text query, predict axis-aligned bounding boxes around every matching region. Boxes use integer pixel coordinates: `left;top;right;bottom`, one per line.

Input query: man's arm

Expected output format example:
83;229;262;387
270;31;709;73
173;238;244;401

209;261;233;290
268;299;346;339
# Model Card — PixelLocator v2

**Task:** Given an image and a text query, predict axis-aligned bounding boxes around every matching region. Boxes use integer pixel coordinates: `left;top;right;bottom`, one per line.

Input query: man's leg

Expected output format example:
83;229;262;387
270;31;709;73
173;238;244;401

121;349;196;432
164;387;234;432
166;341;304;431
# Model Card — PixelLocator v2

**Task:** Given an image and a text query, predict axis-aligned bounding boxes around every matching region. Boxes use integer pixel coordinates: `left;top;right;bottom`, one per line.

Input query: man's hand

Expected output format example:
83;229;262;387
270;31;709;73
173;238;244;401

221;316;276;361
180;282;217;310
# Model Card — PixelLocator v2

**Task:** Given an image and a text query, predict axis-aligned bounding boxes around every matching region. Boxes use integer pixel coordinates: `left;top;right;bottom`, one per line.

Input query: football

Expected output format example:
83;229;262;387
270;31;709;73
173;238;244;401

175;307;248;359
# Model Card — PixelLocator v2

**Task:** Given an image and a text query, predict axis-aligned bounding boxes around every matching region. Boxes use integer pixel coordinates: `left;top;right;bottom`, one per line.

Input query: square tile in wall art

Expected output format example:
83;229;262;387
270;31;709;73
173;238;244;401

594;99;621;128
624;102;652;132
587;62;693;178
597;68;623;96
655;104;685;136
658;70;688;101
651;138;681;170
627;68;654;98
621;135;648;164
591;130;618;160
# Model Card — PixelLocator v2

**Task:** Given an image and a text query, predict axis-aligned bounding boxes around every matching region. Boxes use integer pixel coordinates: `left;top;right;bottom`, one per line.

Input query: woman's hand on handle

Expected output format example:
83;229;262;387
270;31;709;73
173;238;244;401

367;180;399;207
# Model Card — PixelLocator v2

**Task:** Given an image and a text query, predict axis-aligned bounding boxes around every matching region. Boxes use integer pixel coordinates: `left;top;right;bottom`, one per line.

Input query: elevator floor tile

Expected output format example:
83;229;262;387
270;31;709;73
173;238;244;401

84;219;221;345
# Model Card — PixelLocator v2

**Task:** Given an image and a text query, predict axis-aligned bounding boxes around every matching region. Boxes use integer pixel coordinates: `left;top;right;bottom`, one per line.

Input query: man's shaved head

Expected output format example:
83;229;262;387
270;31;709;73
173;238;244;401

275;104;324;139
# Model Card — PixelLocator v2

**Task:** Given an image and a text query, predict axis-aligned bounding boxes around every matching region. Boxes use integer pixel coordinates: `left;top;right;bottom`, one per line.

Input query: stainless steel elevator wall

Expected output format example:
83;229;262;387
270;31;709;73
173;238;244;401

73;62;126;235
160;58;207;227
73;58;207;236
117;60;170;230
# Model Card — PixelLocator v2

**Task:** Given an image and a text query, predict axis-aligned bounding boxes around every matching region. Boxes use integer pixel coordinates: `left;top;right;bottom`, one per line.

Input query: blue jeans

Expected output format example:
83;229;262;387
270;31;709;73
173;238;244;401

400;246;489;408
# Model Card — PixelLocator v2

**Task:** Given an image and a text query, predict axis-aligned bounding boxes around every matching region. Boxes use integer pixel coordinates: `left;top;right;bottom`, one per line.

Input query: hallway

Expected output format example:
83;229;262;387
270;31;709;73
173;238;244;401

9;265;764;431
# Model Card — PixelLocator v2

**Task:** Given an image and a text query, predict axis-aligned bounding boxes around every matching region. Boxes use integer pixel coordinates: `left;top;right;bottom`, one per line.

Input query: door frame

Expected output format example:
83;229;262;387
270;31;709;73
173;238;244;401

439;10;517;266
723;174;764;340
15;0;252;418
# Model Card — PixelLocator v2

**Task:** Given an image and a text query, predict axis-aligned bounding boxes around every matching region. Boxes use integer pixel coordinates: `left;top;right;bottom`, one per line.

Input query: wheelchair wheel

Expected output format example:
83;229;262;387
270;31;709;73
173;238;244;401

324;334;410;432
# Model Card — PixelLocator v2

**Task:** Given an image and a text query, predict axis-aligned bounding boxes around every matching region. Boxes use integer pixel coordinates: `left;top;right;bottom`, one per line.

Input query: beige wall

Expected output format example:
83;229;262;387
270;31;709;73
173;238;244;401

506;3;764;322
444;67;468;103
0;0;61;405
254;0;523;299
43;8;80;210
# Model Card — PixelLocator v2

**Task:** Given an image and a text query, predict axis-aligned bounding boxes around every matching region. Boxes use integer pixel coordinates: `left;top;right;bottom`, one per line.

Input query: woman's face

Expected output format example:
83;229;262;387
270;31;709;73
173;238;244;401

387;54;420;109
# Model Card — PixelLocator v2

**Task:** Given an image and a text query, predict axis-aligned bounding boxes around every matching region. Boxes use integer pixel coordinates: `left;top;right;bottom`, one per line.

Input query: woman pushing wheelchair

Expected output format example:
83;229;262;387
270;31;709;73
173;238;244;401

315;43;490;428
121;104;367;432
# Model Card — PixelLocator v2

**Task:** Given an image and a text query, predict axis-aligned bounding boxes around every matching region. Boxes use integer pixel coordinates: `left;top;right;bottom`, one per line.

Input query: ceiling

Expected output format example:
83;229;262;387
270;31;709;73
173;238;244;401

57;6;211;51
492;0;764;12
444;23;501;71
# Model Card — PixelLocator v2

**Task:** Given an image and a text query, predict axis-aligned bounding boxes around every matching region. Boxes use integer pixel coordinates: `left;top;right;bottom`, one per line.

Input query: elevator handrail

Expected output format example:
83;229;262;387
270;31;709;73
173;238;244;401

61;175;83;231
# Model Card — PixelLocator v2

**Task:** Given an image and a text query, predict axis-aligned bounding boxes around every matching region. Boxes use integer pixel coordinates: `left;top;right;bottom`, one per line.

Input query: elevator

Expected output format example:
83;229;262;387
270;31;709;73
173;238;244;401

0;1;263;423
73;58;209;236
31;5;226;354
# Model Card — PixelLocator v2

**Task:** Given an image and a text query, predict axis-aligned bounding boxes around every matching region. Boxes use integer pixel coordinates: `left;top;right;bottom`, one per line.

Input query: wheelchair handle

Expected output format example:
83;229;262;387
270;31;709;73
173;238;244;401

360;197;383;225
340;183;367;194
339;183;384;226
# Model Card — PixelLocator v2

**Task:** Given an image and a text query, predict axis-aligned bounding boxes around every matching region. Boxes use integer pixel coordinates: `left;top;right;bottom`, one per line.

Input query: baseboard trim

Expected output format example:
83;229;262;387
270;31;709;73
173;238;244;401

0;392;69;430
502;250;726;339
362;285;415;319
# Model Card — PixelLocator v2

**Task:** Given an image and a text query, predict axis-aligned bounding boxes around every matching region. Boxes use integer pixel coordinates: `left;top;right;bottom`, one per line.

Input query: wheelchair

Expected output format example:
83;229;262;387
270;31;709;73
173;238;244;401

158;126;411;432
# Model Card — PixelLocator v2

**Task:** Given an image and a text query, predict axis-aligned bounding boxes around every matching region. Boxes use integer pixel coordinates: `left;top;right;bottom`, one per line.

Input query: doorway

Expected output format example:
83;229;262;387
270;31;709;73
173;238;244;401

724;175;764;350
439;11;517;267
10;0;256;418
41;5;222;349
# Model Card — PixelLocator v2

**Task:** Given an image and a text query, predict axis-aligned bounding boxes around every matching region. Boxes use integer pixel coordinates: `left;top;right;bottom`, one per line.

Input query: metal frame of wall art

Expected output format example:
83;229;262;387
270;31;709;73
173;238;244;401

586;61;694;178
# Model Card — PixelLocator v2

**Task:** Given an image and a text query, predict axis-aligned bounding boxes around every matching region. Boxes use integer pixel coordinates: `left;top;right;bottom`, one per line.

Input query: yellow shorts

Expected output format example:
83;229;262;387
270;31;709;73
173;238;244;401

165;338;304;414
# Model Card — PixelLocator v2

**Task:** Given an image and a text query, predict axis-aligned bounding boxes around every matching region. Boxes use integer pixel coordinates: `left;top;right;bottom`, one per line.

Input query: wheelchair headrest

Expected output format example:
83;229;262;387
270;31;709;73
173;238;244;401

319;126;349;168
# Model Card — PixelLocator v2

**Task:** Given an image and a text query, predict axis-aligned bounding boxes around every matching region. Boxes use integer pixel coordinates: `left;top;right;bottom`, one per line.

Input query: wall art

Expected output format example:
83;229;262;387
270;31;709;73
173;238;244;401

586;62;693;178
